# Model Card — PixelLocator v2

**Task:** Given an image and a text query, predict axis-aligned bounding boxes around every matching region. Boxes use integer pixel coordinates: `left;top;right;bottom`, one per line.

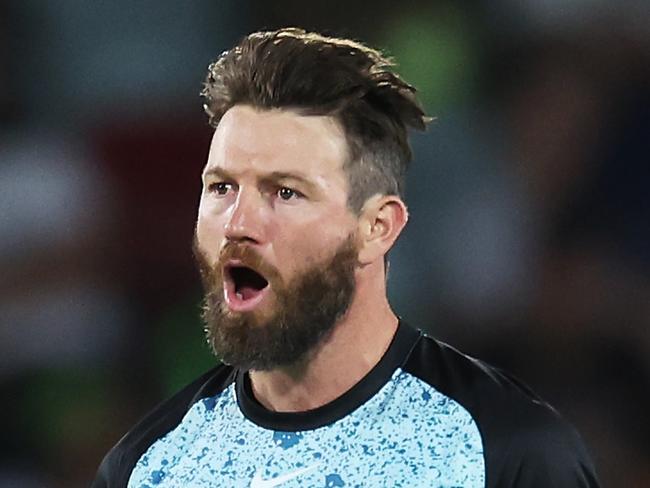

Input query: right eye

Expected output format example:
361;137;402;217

207;182;233;196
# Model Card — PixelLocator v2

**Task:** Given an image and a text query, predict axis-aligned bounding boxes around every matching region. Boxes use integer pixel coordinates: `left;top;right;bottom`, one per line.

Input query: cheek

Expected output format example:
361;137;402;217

196;203;225;262
274;221;353;271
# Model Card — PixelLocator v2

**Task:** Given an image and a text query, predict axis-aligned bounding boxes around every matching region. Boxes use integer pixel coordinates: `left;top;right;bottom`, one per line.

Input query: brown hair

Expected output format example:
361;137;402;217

201;27;428;213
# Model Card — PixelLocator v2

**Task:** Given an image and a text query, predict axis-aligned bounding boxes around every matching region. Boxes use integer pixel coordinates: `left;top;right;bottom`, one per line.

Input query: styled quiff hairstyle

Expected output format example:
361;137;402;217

201;28;428;213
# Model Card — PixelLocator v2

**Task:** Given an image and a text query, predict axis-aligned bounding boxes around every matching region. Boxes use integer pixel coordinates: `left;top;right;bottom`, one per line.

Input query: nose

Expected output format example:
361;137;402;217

224;188;266;244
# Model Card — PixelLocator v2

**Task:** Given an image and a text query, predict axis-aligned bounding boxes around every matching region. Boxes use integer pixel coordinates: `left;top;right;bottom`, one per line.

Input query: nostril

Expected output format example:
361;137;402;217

225;235;260;246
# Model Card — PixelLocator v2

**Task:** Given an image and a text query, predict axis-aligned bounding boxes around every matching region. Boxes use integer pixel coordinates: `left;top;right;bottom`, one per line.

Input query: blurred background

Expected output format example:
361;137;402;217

1;1;648;486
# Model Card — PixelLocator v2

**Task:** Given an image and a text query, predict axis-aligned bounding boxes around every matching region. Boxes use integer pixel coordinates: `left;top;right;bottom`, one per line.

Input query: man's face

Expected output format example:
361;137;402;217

195;105;360;370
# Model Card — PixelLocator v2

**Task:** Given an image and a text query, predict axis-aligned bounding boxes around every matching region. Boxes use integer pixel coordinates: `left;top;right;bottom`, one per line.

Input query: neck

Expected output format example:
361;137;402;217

248;264;398;412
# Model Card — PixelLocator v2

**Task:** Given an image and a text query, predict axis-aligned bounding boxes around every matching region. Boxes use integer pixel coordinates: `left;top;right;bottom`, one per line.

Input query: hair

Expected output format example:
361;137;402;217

201;28;428;213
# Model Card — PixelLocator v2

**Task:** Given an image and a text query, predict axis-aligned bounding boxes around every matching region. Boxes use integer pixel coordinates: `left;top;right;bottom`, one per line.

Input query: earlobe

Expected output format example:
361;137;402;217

357;195;408;265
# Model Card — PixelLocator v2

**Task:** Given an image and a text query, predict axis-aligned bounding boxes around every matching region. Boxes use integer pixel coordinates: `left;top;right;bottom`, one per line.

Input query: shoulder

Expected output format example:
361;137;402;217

91;363;235;488
403;333;600;487
403;333;548;419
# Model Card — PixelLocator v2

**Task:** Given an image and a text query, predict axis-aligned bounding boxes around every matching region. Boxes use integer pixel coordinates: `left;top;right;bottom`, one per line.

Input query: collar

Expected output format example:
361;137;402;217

235;321;422;431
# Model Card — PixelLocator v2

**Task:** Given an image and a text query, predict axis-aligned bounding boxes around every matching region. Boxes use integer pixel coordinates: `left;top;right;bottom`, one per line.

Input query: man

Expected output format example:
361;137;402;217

93;28;600;487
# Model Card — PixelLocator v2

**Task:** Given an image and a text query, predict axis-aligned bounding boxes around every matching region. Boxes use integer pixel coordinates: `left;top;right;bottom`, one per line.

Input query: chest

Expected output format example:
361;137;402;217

128;378;485;487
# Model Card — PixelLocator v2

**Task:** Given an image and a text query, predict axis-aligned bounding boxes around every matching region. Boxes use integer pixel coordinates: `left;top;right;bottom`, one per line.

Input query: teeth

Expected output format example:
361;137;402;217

236;292;243;300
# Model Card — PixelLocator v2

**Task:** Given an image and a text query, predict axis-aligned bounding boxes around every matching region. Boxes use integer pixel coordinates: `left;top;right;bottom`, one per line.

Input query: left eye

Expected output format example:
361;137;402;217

277;187;298;201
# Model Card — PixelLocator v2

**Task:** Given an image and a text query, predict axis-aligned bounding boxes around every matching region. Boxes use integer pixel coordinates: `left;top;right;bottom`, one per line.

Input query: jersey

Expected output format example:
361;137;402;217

92;322;600;487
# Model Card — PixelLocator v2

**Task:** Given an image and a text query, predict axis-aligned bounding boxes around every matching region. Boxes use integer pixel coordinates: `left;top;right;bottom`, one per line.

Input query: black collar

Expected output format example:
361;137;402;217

235;321;422;431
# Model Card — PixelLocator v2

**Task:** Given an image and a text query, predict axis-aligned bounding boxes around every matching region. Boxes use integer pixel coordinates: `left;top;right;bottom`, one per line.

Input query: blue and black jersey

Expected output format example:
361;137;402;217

93;323;600;487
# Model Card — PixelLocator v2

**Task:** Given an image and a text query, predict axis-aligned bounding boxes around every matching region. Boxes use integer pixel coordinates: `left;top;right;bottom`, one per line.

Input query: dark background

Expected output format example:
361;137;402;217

1;1;649;486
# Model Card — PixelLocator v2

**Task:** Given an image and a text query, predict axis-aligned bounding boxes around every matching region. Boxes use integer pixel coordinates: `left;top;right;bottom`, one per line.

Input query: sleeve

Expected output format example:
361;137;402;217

91;445;128;488
490;410;601;488
90;365;229;488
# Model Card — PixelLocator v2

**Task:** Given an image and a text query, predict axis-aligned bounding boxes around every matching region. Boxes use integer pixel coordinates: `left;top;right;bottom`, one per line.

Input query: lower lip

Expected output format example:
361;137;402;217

224;285;269;312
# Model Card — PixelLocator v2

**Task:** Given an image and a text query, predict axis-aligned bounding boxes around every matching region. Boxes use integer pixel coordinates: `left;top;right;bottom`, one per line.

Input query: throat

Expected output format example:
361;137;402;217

249;370;325;412
247;318;400;412
248;349;353;412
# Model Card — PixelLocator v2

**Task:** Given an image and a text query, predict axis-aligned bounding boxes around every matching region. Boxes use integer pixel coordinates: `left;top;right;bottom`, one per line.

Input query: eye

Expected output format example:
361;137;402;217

207;182;233;196
277;187;300;201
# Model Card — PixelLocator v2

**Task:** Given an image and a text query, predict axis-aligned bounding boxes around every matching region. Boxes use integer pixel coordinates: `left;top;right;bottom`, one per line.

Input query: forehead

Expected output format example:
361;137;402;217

205;105;349;180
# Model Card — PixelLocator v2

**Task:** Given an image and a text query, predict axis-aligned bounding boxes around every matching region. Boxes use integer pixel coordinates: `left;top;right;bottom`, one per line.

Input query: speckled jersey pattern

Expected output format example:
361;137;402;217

128;369;484;488
93;323;601;488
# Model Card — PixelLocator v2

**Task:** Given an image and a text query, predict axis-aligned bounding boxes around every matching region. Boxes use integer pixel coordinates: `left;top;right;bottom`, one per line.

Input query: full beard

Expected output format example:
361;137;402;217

193;235;358;371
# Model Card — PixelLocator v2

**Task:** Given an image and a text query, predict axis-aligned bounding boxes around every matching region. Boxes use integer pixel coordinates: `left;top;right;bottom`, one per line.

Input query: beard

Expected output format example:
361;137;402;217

193;234;358;371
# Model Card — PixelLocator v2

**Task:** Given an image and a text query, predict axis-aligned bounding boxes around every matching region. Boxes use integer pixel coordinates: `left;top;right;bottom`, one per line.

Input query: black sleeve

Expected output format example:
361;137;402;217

91;365;233;488
490;406;601;487
402;335;601;488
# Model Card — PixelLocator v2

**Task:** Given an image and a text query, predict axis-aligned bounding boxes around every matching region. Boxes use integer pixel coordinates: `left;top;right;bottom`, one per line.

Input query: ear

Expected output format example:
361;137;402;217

356;194;408;266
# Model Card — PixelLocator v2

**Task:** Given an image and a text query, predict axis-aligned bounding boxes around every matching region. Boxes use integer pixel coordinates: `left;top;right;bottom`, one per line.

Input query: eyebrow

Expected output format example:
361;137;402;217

202;167;319;192
202;166;232;180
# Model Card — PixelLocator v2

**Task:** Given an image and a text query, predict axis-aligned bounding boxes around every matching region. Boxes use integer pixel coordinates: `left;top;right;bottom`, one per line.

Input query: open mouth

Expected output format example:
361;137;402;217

224;264;270;311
